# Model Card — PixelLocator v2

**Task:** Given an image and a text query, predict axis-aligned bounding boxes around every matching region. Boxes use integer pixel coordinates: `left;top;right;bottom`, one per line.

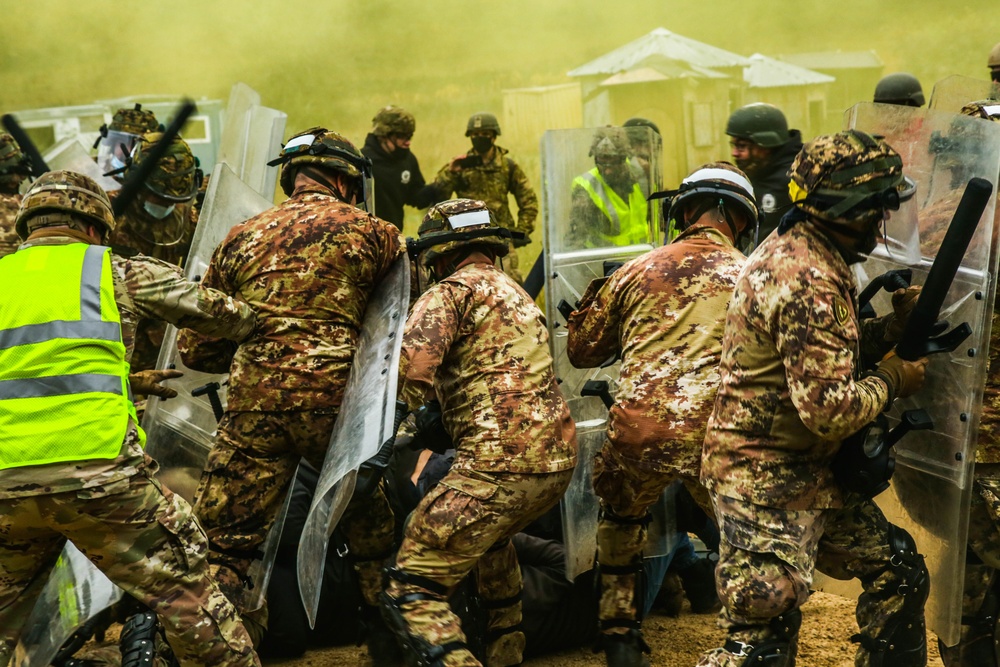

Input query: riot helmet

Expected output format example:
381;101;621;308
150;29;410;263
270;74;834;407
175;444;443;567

874;73;925;107
372;105;416;138
15;170;116;241
127;132;201;206
268;127;374;210
589;127;632;185
650;161;760;247
0;132;30;193
407;199;511;284
95;104;160;177
725;103;790;148
623;117;661;136
960;100;1000;122
788;130;914;258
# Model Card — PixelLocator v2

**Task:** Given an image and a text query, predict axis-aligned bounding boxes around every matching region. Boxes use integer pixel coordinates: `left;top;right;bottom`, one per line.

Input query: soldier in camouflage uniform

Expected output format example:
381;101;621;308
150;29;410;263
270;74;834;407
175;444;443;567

94;104;160;182
110;132;201;374
565;163;759;667
429;113;537;283
381;199;577;667
698;131;932;667
0;171;259;667
937;101;1000;667
176;127;403;661
0;133;31;259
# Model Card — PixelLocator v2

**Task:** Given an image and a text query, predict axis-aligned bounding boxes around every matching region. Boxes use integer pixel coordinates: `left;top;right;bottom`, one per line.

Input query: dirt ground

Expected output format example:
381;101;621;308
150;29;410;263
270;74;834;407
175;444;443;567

273;592;944;667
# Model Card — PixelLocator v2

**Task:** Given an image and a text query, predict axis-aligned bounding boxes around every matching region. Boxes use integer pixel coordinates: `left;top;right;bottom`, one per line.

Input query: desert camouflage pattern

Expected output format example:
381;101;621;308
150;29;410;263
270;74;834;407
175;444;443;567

372;105;416;137
387;468;573;667
0;193;21;259
276;127;364;196
177;181;402;412
697;493;912;667
701;220;892;510
191;410;395;607
430;145;537;263
416;197;510;266
0;430;259;667
16;170;116;239
108;106;159;135
398;260;577;474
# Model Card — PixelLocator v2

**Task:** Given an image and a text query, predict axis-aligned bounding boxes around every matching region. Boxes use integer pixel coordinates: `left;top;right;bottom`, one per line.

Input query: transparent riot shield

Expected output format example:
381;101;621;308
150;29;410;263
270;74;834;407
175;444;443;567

43;138;121;193
540;127;673;579
297;255;410;627
216;82;287;201
814;103;1000;646
928;74;1000;113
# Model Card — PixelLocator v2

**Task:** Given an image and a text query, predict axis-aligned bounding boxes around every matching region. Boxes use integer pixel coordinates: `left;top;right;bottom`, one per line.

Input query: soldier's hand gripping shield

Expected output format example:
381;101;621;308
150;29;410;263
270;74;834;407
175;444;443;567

814;102;1000;646
296;255;410;628
540;127;674;580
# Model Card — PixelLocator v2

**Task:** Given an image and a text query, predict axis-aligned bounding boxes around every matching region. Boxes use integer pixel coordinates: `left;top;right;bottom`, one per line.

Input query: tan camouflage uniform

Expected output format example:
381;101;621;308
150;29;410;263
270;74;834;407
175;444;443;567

176;182;402;615
566;224;743;637
386;257;576;667
698;220;920;667
0;194;21;259
430;147;537;283
0;234;258;667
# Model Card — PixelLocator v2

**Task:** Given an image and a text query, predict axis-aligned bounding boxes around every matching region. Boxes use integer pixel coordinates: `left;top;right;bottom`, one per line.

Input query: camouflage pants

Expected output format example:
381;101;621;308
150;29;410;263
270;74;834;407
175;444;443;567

697;492;910;667
386;468;573;667
592;441;711;634
192;410;395;611
940;470;1000;665
0;467;258;667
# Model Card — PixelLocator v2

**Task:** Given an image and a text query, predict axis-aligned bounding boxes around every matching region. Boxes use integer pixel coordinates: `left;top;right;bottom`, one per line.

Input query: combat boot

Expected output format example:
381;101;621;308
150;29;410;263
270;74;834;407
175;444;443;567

599;629;650;667
362;604;405;667
677;558;722;614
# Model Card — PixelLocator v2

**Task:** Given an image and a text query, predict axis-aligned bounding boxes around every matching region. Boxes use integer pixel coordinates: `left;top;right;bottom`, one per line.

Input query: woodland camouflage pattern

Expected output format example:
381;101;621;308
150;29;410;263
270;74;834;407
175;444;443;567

701;220;892;510
567;224;745;632
130;132;200;202
0;193;20;259
398;260;576;474
0;234;259;667
109;106;159;135
178;181;402;412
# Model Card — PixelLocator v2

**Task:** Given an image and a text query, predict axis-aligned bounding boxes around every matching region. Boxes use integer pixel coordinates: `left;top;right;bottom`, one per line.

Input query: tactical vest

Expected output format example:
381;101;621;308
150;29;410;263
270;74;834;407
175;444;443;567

0;243;140;470
573;168;649;247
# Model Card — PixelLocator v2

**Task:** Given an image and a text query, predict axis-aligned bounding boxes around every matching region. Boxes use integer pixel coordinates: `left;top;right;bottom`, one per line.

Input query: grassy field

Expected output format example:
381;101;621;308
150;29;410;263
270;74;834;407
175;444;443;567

2;0;995;235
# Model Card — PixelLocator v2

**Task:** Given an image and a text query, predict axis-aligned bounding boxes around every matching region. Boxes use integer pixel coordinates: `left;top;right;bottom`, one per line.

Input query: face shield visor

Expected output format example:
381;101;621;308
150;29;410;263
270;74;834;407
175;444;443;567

876;176;920;264
96;130;140;177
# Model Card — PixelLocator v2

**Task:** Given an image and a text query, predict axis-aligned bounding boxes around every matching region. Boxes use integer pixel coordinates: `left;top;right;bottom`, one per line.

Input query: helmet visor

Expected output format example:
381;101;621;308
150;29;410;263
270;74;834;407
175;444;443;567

876;176;920;264
96;130;139;176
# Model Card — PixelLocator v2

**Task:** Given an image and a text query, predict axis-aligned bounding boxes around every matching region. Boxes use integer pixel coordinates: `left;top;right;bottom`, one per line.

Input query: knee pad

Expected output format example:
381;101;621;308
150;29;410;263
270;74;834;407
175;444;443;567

724;610;801;667
856;524;929;667
598;557;647;632
379;568;467;667
120;612;169;667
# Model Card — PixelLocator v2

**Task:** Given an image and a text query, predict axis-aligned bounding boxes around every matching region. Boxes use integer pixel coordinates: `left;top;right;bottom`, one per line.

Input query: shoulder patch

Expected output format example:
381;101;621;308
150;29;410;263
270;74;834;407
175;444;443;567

833;297;850;326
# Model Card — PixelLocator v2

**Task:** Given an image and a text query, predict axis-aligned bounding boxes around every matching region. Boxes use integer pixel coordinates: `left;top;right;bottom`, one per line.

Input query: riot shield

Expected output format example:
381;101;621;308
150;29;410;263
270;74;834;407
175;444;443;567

13;545;121;667
216;82;287;201
297;255;410;628
814;102;1000;645
928;74;1000;113
43;138;121;193
539;127;674;580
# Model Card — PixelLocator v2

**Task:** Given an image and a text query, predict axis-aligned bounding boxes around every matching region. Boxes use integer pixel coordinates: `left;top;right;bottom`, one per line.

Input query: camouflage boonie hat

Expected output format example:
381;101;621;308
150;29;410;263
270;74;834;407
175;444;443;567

128;132;199;202
789;130;903;226
465;112;501;136
15;170;115;239
0;133;29;189
372;106;416;137
109;104;159;135
589;127;630;159
270;127;367;196
415;198;510;267
960;100;1000;122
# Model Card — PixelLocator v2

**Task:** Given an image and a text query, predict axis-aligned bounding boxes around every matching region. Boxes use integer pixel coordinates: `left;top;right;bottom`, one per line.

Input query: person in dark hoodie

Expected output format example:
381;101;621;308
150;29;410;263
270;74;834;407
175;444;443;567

725;103;803;245
361;105;436;228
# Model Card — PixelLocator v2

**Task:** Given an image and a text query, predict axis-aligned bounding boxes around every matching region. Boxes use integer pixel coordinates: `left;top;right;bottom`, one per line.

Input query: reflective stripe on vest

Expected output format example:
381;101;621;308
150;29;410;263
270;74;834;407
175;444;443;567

0;244;133;470
573;168;649;247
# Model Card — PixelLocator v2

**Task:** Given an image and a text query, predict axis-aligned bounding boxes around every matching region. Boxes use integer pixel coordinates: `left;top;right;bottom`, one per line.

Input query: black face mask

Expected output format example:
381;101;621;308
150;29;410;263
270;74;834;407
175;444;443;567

470;136;493;154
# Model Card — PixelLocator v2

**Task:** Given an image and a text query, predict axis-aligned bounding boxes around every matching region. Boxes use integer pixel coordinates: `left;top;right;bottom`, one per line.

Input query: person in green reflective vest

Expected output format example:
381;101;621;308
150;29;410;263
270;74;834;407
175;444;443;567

570;127;650;249
0;171;261;667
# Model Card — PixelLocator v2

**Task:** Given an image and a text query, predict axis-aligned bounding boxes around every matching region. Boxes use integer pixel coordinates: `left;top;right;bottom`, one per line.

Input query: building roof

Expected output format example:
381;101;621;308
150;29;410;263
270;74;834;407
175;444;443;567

568;27;749;78
744;53;835;89
778;50;884;71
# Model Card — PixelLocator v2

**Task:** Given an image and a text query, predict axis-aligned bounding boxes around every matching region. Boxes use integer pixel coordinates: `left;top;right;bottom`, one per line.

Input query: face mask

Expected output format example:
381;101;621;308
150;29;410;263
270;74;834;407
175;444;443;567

143;200;175;220
470;136;493;154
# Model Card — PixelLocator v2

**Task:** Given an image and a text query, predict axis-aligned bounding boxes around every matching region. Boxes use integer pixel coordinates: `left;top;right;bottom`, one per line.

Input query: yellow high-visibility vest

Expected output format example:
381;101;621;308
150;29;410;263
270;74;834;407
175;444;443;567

0;243;140;470
573;168;649;247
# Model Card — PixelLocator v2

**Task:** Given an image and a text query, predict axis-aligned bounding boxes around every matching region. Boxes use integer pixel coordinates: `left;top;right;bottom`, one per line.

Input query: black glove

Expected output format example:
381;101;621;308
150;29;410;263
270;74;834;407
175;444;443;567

409;400;453;454
354;400;410;498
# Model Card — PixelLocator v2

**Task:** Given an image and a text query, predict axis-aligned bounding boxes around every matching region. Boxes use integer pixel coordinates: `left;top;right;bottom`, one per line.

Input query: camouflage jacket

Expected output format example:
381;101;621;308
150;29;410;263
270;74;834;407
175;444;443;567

701;221;891;510
566;225;744;478
399;257;576;474
178;182;403;413
0;234;256;498
110;195;198;267
0;192;21;259
431;145;538;236
978;305;1000;464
